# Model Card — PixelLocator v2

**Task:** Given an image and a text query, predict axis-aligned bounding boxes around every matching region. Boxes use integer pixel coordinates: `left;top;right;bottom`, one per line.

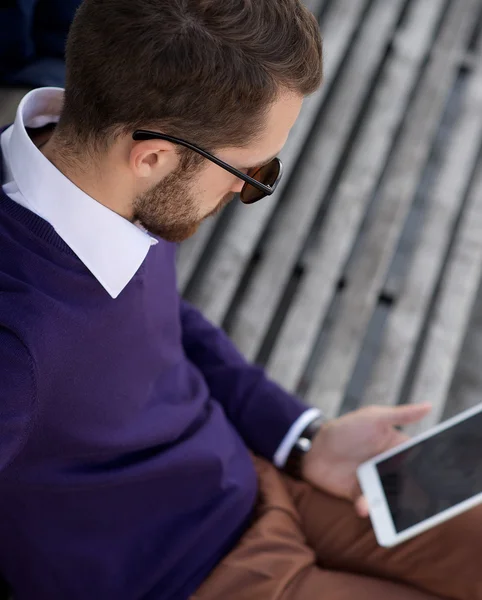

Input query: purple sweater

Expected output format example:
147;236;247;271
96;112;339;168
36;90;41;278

0;153;307;599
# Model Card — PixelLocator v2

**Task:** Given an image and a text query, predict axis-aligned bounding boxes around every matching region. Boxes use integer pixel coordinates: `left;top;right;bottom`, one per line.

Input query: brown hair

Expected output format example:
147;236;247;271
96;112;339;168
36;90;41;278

58;0;323;155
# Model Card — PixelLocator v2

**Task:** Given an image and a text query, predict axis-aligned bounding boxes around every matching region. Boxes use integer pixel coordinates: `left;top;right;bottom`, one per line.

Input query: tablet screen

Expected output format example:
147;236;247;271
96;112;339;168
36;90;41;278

376;409;482;533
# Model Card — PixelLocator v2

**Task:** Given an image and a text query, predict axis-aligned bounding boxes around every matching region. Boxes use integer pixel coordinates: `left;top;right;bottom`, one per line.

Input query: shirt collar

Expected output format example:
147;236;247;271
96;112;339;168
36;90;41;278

0;87;158;299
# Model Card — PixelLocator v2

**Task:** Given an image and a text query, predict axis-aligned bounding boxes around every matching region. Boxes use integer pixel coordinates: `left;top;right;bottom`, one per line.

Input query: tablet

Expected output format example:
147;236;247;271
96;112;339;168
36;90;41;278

357;402;482;547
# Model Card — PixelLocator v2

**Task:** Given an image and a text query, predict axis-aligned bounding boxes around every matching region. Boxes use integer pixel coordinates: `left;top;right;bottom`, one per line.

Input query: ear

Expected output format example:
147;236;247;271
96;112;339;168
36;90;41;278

129;139;178;180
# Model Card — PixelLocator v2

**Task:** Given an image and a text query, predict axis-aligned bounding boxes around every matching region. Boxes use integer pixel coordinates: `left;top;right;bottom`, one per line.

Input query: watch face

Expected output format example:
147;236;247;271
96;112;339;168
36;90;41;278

286;418;323;479
297;437;312;453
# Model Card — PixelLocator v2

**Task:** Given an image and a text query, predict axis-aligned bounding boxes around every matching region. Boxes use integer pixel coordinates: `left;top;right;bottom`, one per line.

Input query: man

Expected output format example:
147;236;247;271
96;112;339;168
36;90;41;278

0;1;480;599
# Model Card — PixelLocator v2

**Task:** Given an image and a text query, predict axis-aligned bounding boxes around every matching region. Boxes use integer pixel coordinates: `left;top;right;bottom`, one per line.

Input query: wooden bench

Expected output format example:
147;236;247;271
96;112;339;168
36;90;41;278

2;0;482;596
177;0;482;434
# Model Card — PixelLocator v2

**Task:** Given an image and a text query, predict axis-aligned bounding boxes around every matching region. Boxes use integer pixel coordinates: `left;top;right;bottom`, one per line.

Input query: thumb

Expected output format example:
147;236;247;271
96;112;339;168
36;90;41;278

355;495;370;518
377;403;432;427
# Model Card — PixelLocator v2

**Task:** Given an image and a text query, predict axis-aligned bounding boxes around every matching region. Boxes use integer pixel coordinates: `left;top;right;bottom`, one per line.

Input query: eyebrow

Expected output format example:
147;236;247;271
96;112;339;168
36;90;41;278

245;153;279;171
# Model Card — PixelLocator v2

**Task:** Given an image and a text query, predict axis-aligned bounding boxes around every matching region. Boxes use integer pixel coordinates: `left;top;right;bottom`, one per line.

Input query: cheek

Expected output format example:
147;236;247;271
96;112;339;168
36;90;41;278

197;166;239;208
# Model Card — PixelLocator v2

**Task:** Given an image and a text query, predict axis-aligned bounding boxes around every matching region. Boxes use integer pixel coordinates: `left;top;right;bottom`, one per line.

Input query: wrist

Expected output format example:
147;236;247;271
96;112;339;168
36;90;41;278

284;416;324;479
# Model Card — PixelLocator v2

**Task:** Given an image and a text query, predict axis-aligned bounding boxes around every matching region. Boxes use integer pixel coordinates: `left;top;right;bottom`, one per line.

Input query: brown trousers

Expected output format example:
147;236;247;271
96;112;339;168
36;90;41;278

192;457;482;600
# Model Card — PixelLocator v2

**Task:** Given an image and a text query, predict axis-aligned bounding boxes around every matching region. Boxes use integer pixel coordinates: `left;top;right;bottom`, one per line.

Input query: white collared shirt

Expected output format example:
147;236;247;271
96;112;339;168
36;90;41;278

0;87;321;467
0;87;158;299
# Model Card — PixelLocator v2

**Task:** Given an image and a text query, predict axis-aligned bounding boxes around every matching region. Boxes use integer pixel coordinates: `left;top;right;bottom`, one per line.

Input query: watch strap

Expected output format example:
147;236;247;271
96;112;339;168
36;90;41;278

284;416;324;479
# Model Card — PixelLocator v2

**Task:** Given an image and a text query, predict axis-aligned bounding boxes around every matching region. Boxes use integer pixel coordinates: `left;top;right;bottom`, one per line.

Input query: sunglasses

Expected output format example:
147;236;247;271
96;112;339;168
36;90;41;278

132;130;283;204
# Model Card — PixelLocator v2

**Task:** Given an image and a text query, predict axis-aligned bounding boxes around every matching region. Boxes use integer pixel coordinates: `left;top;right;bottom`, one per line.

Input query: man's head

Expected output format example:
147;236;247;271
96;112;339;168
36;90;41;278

53;0;323;241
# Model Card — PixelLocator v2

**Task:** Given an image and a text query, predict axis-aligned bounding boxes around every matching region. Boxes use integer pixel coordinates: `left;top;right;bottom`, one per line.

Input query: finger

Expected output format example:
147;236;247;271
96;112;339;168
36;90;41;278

376;403;432;426
355;495;370;518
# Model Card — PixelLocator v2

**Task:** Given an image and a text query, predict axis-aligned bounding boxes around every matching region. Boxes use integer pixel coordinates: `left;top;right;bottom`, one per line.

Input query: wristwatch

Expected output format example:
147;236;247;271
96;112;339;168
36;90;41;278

285;416;325;480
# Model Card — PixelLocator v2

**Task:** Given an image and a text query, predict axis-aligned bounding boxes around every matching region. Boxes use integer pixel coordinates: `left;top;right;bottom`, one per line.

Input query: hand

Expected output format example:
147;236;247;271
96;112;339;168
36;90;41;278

301;404;432;517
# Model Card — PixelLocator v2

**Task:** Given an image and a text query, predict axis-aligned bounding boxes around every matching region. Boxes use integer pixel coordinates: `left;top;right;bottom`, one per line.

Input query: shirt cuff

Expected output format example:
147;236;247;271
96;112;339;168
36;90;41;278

273;407;322;468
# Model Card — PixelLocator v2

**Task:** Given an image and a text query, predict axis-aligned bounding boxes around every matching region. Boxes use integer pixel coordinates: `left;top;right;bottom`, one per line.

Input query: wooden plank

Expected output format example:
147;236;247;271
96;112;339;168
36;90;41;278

406;150;482;436
176;0;331;291
184;0;371;322
363;51;482;411
266;0;445;396
445;280;482;420
304;0;479;417
303;0;328;16
224;0;405;361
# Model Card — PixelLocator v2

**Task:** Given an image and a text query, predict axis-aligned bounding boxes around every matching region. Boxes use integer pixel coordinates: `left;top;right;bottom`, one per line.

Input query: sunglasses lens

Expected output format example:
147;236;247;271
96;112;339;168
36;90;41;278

241;159;281;204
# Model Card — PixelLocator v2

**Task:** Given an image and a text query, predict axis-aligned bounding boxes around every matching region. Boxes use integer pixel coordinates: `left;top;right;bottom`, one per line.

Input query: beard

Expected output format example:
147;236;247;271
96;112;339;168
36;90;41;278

133;167;235;243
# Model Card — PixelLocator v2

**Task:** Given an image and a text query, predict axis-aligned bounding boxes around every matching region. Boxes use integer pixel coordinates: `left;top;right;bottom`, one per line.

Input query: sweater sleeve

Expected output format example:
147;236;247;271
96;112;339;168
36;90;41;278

0;327;36;473
180;300;308;460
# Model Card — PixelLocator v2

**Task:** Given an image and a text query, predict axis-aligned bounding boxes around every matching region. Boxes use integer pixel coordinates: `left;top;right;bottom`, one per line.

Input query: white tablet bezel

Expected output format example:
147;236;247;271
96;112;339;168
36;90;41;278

357;402;482;548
